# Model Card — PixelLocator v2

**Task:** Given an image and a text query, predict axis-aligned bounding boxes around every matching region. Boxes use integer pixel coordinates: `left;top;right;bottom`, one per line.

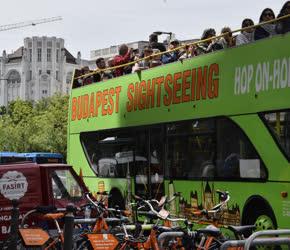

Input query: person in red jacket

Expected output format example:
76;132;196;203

113;44;132;77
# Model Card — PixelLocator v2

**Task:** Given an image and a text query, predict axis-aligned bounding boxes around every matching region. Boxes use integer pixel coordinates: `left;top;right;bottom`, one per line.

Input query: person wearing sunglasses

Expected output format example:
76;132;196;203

254;8;276;40
276;1;290;34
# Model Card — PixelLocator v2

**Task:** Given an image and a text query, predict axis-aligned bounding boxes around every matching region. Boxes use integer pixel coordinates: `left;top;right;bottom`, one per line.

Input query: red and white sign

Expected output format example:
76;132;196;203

0;171;28;200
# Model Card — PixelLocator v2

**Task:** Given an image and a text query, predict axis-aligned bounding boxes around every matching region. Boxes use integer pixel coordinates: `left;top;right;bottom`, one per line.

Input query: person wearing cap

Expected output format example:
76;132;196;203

149;33;166;52
161;39;180;64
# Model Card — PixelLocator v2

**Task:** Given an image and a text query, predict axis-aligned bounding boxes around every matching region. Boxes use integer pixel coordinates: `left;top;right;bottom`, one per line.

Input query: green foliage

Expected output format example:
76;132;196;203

0;94;69;158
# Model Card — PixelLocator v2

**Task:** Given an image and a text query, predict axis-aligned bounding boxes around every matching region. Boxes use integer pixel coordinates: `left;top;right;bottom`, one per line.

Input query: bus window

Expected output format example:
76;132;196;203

166;119;215;179
81;131;135;178
262;110;290;160
134;127;164;199
216;118;267;180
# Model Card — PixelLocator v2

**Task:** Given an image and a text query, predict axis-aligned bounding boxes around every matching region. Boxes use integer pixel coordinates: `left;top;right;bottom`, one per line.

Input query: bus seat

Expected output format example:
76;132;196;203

201;162;215;178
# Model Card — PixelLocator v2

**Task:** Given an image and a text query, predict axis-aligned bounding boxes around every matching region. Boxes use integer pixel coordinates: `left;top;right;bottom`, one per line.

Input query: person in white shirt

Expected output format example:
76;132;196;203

236;19;255;46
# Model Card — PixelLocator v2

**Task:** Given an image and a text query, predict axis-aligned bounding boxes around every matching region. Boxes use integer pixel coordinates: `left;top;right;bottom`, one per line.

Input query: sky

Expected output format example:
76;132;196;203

0;0;286;59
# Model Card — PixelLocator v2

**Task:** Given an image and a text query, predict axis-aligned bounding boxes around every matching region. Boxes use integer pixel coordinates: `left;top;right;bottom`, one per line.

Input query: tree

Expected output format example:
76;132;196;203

0;94;69;157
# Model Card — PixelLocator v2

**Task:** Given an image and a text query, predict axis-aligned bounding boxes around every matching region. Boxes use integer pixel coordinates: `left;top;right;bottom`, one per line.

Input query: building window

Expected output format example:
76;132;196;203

37;41;42;47
102;48;110;55
47;48;51;62
56;49;59;62
42;90;48;94
56;71;59;80
29;71;32;80
110;46;117;54
47;70;51;75
7;70;21;84
29;49;32;62
37;48;42;62
39;70;42;75
66;72;73;84
28;42;32;48
47;41;52;47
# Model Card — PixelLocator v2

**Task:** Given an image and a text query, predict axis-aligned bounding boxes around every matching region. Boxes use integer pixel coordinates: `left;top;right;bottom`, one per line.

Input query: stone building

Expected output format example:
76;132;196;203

0;36;92;107
90;41;149;61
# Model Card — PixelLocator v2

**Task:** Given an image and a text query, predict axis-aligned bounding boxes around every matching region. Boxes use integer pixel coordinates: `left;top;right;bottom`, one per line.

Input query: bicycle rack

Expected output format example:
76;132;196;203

220;229;290;250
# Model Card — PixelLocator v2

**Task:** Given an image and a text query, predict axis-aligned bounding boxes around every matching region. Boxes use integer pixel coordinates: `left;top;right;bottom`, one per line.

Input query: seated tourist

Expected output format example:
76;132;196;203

150;49;163;68
276;1;290;34
96;57;113;81
196;28;223;55
254;8;276;40
132;46;153;73
179;44;196;59
218;27;235;48
236;18;255;46
82;66;95;86
161;39;180;64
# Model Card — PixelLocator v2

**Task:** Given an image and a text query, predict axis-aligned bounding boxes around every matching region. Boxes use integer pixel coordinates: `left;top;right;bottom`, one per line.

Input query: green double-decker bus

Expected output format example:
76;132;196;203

67;33;290;229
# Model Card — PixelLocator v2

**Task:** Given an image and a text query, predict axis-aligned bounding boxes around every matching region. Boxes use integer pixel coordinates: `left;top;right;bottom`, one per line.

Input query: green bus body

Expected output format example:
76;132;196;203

68;34;290;228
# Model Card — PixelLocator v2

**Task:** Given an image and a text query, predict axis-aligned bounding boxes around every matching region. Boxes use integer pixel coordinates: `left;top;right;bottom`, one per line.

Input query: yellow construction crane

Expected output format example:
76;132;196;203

0;16;62;32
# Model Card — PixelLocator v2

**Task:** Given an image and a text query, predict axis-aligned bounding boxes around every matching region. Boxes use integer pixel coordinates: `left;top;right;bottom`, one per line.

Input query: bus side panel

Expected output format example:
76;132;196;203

165;180;290;228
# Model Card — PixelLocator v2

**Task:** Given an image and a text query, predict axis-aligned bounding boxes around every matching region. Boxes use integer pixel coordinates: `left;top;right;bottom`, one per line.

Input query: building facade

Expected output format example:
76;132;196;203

90;41;149;61
0;36;91;107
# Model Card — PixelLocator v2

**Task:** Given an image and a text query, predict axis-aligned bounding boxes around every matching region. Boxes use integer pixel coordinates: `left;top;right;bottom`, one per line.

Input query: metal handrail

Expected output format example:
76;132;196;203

75;13;290;81
221;237;290;250
244;229;290;250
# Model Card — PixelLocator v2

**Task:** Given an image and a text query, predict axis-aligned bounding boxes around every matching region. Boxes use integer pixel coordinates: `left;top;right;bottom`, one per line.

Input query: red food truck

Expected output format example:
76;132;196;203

0;162;89;241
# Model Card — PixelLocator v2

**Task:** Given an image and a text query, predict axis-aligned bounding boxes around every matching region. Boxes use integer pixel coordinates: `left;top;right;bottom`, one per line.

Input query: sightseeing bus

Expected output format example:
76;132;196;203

67;33;290;230
0;152;64;164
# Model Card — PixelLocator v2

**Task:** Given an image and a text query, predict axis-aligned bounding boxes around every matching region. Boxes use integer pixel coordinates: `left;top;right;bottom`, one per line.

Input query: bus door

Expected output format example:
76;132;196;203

134;127;164;200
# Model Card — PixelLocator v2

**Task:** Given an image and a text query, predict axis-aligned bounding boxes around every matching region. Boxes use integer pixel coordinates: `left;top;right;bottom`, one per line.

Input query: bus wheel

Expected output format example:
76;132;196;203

242;196;277;230
255;214;275;231
108;188;125;210
254;214;278;250
242;201;277;250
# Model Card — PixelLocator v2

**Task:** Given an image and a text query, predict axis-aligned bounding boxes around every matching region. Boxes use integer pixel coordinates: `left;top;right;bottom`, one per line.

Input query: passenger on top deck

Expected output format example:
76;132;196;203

95;57;113;82
161;39;180;64
140;46;153;68
179;44;196;59
132;46;153;73
276;1;290;34
82;66;95;86
236;19;255;46
218;27;235;48
113;44;132;77
254;8;277;40
196;28;223;55
150;49;163;68
149;33;167;52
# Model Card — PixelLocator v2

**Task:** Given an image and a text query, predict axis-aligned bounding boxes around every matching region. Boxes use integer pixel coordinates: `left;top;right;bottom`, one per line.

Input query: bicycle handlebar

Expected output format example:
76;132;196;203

133;194;186;222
